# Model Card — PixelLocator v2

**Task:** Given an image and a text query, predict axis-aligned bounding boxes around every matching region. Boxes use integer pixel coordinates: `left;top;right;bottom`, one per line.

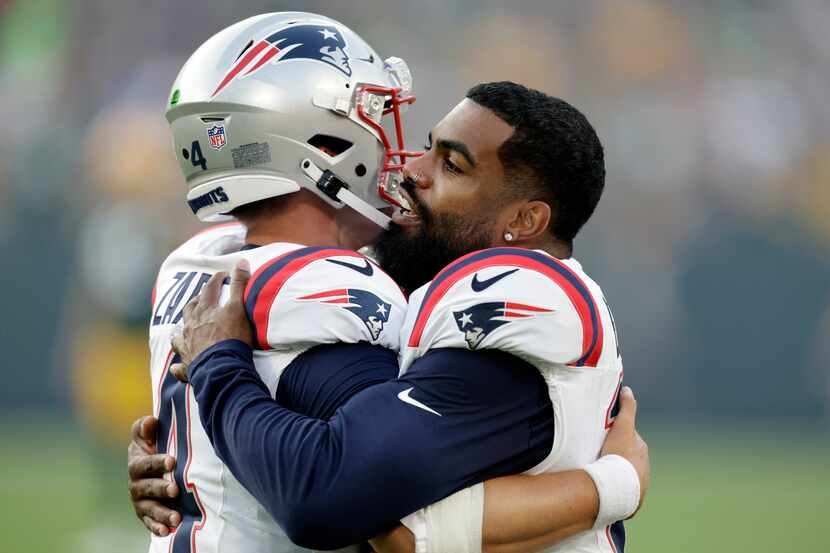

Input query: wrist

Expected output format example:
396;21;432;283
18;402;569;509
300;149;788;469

187;339;254;381
583;454;640;530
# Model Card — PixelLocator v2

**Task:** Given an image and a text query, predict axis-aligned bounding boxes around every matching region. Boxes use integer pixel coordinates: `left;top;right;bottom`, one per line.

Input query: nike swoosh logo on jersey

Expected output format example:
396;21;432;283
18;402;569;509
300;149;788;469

327;258;374;276
397;387;442;417
471;268;519;292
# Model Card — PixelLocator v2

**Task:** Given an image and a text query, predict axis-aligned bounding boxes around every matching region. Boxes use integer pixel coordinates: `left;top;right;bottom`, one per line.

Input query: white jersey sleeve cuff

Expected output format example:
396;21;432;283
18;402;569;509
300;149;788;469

583;454;641;529
401;482;484;553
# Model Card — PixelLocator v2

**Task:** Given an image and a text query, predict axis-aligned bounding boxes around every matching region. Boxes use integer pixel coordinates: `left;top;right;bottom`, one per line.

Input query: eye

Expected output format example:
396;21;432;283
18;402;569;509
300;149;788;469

443;157;461;175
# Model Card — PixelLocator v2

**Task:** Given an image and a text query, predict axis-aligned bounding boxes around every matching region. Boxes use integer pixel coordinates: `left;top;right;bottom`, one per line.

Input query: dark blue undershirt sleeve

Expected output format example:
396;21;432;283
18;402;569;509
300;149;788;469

274;342;398;420
188;339;554;550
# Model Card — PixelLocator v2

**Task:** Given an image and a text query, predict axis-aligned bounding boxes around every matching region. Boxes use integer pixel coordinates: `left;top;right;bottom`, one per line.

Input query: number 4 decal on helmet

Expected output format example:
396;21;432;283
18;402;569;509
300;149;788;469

183;140;207;171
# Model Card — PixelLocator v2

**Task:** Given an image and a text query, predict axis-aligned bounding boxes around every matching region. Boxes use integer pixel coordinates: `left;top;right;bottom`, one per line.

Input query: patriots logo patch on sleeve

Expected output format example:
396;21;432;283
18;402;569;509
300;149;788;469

298;288;391;341
453;301;553;350
213;24;352;97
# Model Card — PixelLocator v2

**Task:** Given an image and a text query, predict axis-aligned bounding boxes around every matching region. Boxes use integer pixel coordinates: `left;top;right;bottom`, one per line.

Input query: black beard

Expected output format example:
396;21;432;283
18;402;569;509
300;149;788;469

374;210;493;294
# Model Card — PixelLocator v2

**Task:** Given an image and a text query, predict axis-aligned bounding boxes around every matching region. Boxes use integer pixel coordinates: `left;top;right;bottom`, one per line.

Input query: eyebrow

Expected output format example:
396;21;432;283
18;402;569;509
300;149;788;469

436;137;476;168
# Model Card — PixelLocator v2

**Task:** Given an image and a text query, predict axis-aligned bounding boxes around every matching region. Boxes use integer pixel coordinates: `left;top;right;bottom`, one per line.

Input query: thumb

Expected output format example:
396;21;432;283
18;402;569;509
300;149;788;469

139;416;159;441
614;386;637;428
229;258;251;305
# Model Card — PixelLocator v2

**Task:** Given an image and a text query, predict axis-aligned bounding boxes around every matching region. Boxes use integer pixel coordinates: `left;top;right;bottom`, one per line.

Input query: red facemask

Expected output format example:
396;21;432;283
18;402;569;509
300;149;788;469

354;80;423;211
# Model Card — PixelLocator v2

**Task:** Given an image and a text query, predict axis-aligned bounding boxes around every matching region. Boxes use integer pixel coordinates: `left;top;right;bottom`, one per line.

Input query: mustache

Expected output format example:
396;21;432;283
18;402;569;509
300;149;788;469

400;177;429;219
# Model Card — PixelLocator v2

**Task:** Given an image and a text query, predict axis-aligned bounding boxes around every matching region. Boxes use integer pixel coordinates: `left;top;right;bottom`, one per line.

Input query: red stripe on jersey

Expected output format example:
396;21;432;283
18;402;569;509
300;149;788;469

605;371;624;430
503;311;532;318
505;302;554;312
154;348;176;418
247;249;365;350
298;289;349;300
408;252;603;367
606;525;619;553
184;382;207;551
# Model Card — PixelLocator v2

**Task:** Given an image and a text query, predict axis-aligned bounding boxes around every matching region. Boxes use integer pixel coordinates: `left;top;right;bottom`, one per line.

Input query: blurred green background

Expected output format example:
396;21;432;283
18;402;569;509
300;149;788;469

1;0;828;551
6;418;828;552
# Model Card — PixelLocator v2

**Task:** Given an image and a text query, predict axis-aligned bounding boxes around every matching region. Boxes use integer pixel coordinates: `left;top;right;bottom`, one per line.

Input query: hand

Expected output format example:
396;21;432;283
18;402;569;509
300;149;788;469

127;416;182;536
599;387;650;514
170;259;253;382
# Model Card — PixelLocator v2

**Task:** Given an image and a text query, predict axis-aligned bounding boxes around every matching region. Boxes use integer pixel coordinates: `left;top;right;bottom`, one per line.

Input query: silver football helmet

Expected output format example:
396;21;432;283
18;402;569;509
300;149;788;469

166;12;419;227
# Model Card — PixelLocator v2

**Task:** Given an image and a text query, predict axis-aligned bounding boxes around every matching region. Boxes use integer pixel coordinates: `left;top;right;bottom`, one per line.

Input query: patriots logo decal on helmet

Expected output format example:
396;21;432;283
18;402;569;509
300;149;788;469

453;302;554;350
213;24;352;97
298;288;391;340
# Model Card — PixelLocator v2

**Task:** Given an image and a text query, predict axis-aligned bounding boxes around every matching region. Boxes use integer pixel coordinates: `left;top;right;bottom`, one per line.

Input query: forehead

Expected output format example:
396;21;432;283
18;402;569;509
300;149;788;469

433;99;515;163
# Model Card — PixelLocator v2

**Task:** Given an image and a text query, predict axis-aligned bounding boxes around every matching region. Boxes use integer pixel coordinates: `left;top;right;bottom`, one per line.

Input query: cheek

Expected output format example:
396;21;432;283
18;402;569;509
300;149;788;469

427;177;481;214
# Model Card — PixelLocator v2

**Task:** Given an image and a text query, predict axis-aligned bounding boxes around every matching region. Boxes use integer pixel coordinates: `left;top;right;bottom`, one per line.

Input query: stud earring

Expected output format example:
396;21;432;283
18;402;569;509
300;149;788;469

504;231;514;242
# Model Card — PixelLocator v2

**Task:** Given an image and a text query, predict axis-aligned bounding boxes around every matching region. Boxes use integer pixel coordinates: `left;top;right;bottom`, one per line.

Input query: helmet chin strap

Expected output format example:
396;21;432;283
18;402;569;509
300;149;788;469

301;159;391;229
335;186;391;229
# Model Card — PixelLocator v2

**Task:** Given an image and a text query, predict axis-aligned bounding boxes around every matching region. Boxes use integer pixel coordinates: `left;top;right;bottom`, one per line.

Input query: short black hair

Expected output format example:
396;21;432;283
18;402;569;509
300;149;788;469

466;81;605;244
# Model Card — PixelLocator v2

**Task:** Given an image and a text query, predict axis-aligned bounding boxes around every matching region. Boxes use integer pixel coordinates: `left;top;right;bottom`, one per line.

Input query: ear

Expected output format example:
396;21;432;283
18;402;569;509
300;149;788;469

502;200;551;244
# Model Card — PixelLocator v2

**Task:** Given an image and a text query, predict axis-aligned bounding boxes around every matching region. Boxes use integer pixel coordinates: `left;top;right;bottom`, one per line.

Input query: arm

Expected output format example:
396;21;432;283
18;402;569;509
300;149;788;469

187;340;554;550
172;264;647;551
480;471;597;553
372;387;648;553
370;472;595;553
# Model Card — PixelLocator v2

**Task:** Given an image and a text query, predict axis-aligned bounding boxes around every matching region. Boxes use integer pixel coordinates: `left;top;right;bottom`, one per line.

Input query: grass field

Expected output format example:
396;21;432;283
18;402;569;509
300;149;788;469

3;416;828;552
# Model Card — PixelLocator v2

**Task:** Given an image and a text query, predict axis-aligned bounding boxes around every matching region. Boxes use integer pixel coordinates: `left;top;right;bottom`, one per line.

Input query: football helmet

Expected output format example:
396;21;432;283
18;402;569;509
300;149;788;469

166;12;419;227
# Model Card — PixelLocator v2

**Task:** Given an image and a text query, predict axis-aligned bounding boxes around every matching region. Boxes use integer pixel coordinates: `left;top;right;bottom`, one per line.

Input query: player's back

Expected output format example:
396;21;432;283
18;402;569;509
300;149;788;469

399;247;624;553
148;223;406;553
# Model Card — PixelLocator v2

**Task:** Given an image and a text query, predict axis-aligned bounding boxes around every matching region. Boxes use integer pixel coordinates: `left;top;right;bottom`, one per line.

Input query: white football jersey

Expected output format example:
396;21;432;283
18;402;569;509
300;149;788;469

148;223;406;553
399;247;624;553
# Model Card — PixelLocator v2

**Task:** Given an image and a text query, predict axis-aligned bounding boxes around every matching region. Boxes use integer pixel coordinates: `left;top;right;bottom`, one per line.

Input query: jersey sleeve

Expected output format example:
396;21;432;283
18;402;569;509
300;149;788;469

275;342;399;420
187;339;554;550
243;246;406;353
402;247;604;370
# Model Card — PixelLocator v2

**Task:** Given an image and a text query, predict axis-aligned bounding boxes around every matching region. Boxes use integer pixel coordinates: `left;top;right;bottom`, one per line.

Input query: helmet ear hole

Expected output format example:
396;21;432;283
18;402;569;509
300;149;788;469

307;134;353;156
355;164;367;177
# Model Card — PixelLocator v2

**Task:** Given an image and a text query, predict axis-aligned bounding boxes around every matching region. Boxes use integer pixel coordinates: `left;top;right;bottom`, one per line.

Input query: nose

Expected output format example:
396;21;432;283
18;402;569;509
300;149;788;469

402;156;431;189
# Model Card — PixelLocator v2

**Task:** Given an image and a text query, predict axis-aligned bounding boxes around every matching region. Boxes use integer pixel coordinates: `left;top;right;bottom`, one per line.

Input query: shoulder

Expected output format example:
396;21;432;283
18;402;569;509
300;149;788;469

156;223;246;285
403;247;604;367
167;223;247;261
243;246;407;351
152;223;248;315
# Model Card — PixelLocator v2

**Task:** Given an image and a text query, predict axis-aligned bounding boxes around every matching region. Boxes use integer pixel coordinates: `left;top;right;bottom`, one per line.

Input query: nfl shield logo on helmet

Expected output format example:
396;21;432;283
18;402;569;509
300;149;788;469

207;124;227;150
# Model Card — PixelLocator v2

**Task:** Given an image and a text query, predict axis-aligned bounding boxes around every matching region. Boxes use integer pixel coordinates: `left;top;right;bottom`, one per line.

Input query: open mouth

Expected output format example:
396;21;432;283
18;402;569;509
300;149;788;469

391;187;422;227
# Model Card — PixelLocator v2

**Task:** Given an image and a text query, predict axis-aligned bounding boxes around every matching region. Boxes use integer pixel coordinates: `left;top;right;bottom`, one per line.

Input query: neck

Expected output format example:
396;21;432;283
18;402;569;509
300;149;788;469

515;236;572;259
242;191;343;248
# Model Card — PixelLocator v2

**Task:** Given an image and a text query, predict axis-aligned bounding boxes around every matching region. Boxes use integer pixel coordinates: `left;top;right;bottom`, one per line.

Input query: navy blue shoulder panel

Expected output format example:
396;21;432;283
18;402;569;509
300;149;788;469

276;342;398;420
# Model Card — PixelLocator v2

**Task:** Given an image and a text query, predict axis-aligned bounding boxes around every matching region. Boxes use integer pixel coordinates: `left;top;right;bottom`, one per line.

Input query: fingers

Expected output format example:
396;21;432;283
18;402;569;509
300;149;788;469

128;453;176;480
182;295;199;320
614;386;637;427
139;416;159;442
135;499;182;536
129;476;179;502
141;515;170;537
170;363;189;383
132;415;158;443
171;330;184;357
199;271;228;308
228;259;251;305
129;416;159;456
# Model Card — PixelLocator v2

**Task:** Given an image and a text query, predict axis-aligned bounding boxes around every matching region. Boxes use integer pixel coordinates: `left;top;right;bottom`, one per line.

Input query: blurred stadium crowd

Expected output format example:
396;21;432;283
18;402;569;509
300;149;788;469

1;0;828;452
